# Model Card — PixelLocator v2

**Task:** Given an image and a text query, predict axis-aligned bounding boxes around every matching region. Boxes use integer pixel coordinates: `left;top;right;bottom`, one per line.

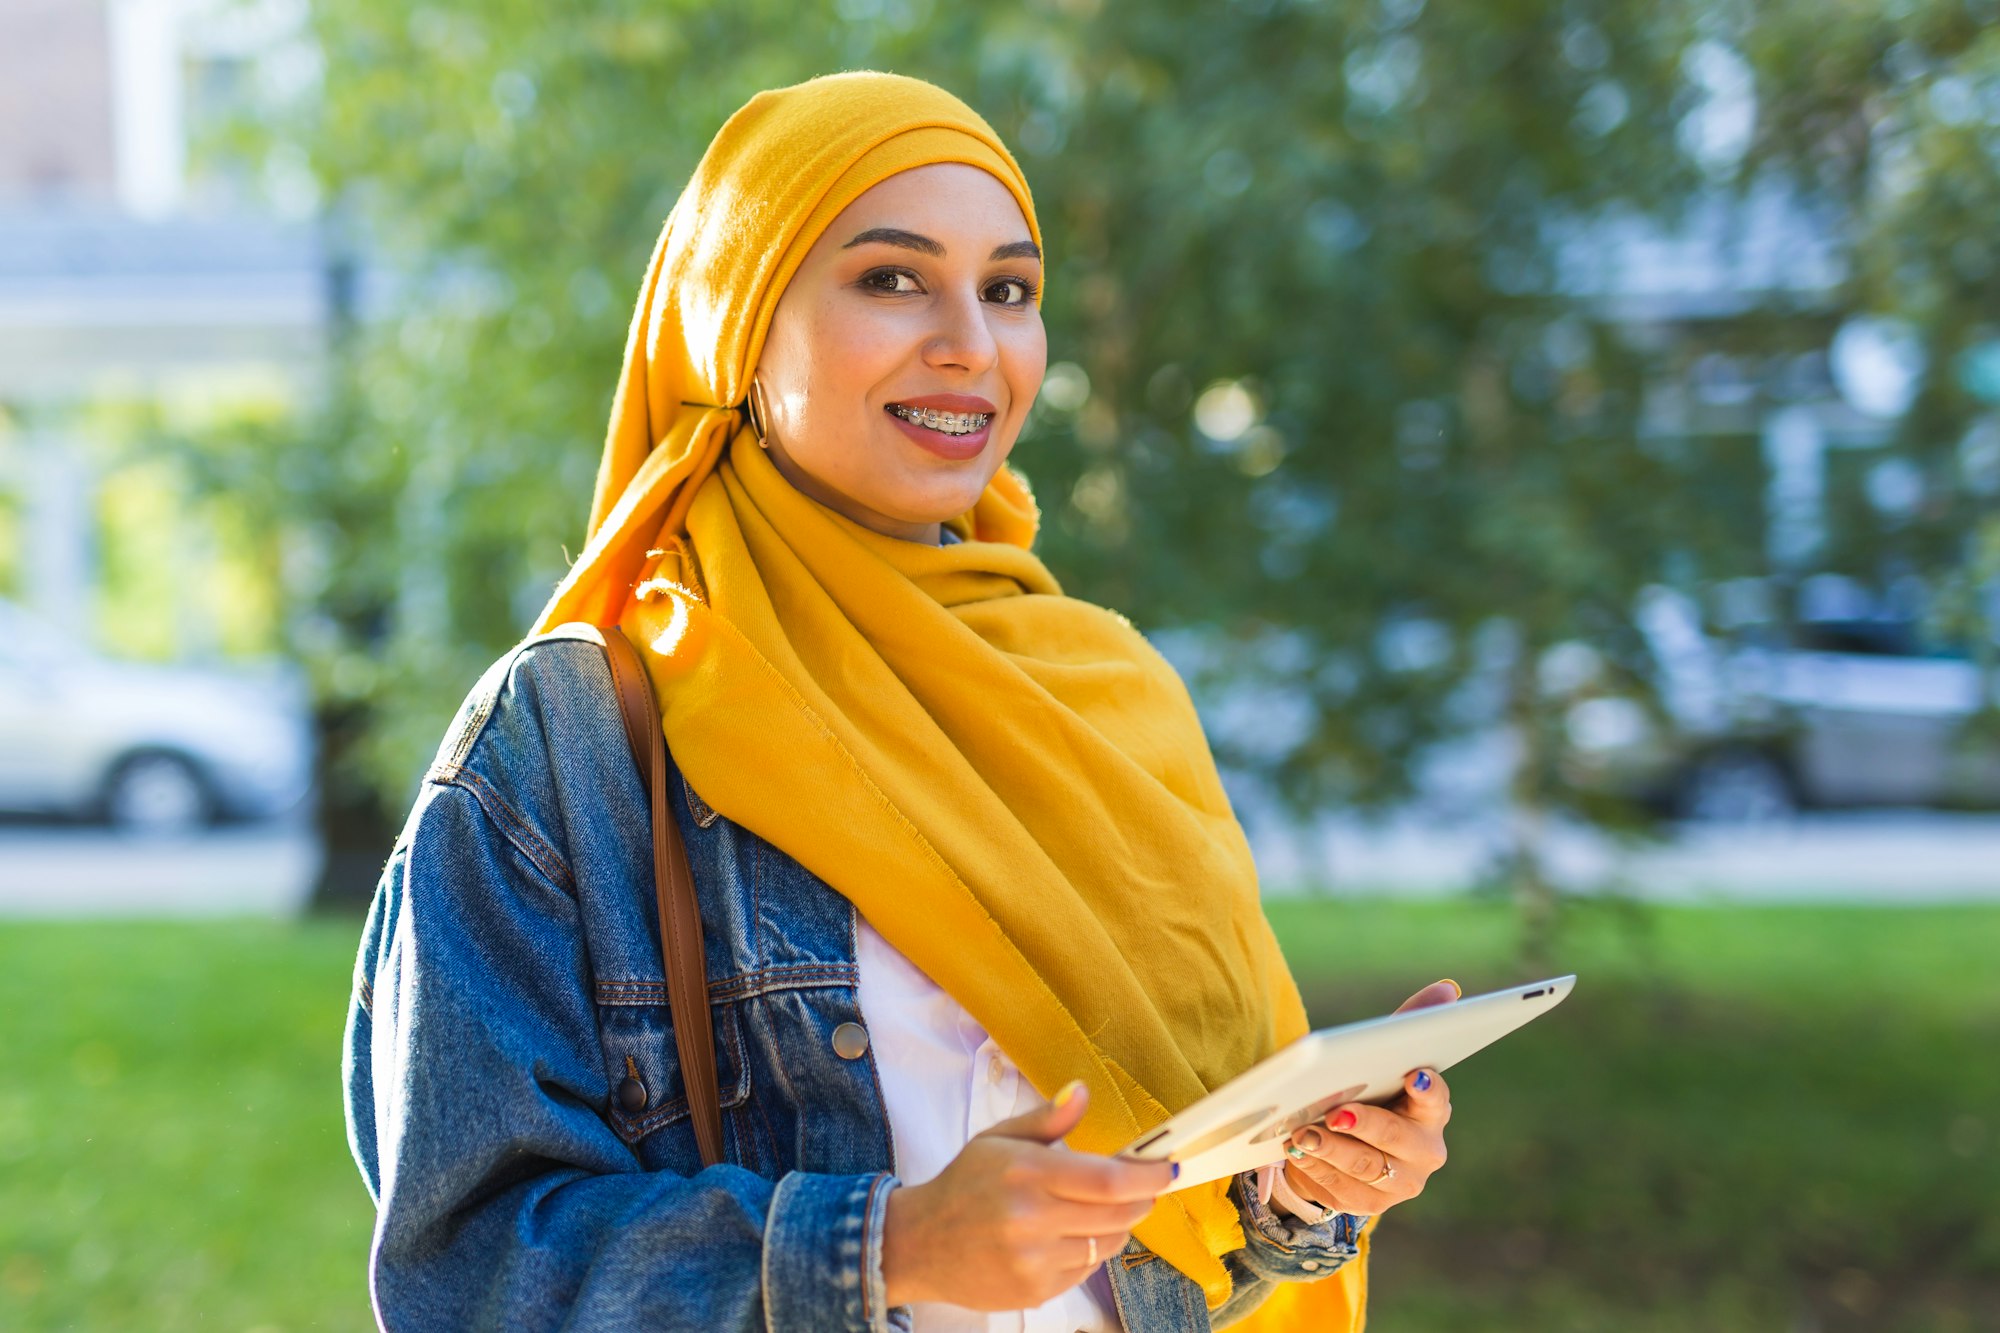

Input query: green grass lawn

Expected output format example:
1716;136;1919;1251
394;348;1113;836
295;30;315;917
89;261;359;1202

1273;896;2000;1332
0;919;373;1331
1;900;1995;1331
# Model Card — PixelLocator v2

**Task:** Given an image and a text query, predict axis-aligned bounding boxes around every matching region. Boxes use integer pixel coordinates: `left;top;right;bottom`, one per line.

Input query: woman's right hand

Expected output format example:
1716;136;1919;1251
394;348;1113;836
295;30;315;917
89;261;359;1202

880;1082;1177;1310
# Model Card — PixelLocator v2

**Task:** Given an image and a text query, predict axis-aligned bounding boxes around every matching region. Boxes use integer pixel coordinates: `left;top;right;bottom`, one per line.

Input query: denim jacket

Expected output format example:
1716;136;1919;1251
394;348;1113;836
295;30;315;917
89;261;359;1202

342;625;1363;1331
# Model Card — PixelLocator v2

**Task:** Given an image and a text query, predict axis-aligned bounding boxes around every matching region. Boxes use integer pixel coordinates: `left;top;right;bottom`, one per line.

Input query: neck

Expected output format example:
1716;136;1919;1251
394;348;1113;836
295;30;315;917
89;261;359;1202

762;434;945;545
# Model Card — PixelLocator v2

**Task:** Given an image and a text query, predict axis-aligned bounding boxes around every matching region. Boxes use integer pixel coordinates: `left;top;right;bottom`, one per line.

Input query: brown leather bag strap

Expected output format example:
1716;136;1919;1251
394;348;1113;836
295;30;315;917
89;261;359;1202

595;623;726;1168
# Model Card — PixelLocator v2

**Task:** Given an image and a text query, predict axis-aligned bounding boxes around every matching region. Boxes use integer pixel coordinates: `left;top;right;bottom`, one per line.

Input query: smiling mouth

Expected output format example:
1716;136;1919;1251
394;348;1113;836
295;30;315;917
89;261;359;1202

886;403;993;437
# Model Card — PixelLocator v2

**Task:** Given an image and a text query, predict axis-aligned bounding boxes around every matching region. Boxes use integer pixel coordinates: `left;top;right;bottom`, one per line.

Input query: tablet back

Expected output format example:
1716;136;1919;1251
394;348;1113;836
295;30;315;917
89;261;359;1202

1122;974;1576;1189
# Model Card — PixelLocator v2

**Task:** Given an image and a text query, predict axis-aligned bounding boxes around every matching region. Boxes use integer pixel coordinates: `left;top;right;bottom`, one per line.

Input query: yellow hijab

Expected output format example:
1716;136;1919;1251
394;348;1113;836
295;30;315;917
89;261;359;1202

533;70;1369;1325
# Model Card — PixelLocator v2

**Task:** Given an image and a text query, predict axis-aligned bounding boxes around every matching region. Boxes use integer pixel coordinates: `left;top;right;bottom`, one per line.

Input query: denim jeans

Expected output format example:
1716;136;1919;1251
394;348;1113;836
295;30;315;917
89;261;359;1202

343;626;1363;1330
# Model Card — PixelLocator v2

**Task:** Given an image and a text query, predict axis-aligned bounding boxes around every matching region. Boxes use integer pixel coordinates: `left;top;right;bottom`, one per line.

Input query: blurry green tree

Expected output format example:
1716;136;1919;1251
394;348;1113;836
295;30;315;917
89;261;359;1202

190;0;2000;920
1749;0;2000;710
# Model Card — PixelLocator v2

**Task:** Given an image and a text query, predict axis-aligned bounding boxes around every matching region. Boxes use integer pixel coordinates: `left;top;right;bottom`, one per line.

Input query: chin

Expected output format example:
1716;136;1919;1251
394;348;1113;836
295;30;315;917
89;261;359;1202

878;479;992;524
939;488;992;521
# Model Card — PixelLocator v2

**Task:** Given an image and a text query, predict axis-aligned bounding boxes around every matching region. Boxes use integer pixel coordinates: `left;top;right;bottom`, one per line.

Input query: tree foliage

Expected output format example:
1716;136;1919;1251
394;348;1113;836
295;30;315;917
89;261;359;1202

201;0;2000;897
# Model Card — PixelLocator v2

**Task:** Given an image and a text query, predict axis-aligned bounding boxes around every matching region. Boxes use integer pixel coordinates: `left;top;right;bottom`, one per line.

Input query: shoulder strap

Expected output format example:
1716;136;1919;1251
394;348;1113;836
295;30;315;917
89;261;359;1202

596;623;726;1168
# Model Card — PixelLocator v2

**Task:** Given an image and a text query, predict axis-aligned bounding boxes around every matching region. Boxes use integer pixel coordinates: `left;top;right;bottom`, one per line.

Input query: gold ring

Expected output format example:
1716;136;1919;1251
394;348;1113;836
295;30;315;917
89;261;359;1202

1086;1235;1098;1266
1371;1158;1396;1186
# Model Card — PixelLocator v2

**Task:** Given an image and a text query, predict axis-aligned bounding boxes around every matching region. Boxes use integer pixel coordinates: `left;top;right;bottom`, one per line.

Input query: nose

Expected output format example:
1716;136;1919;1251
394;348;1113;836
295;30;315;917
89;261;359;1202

921;285;1000;376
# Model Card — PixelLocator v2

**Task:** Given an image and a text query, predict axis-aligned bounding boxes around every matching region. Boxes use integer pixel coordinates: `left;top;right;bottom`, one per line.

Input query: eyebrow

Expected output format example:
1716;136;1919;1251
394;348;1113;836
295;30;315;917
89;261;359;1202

842;227;1041;263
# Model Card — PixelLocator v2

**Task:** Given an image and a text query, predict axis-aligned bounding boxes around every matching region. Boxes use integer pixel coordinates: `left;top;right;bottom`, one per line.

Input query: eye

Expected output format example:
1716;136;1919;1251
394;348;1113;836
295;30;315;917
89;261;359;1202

860;267;922;294
985;276;1038;307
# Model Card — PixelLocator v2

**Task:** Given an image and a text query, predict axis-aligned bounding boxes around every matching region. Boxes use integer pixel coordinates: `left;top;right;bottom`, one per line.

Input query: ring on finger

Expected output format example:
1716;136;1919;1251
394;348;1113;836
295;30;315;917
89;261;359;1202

1370;1157;1396;1186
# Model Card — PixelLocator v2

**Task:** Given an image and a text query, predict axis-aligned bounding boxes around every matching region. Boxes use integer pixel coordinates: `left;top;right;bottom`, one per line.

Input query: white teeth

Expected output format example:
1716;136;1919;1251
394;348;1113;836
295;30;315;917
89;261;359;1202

890;404;992;436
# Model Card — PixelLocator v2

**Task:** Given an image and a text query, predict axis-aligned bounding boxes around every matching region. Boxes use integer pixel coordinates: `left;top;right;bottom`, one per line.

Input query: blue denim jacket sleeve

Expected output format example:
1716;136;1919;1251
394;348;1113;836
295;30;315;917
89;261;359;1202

1204;1172;1365;1327
343;763;899;1331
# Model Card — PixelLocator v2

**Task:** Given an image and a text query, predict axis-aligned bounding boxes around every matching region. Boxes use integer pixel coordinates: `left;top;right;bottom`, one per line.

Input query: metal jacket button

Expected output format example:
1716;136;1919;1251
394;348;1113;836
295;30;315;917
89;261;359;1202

616;1055;647;1112
831;1021;870;1060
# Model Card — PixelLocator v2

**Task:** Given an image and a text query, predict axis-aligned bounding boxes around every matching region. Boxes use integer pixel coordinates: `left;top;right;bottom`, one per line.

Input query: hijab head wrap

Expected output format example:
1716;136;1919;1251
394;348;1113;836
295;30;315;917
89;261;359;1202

533;71;1368;1324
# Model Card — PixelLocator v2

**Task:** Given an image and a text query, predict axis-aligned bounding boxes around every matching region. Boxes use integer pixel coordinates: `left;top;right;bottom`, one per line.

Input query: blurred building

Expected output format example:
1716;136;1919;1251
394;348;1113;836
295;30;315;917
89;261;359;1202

1555;181;1916;579
0;0;331;643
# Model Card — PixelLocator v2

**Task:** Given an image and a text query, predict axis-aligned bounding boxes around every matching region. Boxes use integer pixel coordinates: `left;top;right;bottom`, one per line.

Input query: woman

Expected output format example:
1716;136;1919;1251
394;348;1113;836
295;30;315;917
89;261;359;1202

343;71;1455;1332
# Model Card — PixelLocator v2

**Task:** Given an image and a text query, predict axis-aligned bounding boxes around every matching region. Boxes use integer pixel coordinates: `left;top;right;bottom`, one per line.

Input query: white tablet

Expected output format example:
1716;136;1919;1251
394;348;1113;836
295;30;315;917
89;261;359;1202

1119;975;1576;1190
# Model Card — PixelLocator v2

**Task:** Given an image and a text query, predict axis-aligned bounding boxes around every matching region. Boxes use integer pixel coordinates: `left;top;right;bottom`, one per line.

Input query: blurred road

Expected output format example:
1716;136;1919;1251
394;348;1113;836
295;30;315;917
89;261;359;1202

1;811;1997;916
1250;809;2000;902
0;819;322;916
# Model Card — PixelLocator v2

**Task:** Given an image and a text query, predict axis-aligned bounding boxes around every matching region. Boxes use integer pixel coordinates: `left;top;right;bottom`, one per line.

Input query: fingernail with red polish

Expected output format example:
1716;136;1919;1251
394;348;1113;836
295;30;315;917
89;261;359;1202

1330;1109;1357;1131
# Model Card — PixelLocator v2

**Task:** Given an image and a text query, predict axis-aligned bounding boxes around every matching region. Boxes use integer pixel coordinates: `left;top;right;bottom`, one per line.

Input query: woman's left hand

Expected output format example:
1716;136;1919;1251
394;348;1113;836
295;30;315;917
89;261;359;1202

1277;978;1458;1217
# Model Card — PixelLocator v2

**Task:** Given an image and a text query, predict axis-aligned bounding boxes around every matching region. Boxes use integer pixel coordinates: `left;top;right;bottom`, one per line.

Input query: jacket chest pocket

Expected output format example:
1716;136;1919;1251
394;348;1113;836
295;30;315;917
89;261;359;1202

594;981;752;1158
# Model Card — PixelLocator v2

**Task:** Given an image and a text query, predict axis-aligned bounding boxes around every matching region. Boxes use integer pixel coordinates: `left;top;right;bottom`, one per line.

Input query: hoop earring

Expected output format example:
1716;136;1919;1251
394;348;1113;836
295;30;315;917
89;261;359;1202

746;375;771;448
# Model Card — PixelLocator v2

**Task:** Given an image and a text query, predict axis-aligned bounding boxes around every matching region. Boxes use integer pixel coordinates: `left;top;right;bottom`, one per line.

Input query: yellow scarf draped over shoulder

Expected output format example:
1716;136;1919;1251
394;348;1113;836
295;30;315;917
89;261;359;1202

533;69;1367;1326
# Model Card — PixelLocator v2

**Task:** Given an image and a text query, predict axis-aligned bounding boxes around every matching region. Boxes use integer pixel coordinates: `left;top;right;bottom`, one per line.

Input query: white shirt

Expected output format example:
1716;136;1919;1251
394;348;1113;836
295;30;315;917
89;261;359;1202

856;916;1121;1332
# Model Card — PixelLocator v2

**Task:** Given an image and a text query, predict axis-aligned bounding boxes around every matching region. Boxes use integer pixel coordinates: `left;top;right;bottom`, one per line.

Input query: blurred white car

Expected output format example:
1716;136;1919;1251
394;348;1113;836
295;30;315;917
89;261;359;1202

0;599;315;832
1569;585;2000;821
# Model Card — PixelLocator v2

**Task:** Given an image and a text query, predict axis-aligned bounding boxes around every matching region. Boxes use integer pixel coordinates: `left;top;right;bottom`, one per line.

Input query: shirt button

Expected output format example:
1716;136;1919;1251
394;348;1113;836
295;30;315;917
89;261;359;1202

987;1054;1004;1085
1300;1259;1320;1272
616;1074;647;1113
831;1021;870;1060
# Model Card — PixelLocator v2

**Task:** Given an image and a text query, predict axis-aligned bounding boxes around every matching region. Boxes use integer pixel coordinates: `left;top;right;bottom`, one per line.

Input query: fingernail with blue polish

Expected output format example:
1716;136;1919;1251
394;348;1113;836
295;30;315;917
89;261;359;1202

1414;1070;1433;1092
1171;1161;1181;1180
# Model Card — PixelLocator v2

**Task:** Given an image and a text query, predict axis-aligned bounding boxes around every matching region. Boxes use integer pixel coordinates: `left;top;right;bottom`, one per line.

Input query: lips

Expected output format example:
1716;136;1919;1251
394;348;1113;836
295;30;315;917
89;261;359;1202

892;393;997;415
883;395;995;460
886;403;992;435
